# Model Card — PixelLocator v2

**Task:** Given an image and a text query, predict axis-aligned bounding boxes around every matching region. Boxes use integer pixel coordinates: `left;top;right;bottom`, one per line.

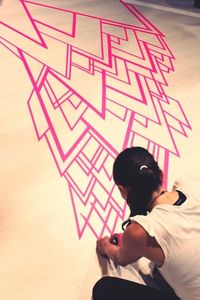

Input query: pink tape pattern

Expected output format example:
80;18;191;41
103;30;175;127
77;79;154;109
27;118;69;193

0;0;191;238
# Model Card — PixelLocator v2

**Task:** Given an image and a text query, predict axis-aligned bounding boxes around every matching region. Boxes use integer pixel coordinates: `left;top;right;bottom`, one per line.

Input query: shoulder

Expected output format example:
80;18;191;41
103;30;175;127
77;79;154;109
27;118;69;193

123;221;164;258
117;219;164;266
124;220;165;266
123;221;148;249
114;221;148;266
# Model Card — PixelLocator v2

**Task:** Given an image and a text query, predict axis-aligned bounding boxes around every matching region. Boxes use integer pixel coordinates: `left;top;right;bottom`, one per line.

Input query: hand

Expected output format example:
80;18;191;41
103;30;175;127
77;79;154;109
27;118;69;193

96;236;110;257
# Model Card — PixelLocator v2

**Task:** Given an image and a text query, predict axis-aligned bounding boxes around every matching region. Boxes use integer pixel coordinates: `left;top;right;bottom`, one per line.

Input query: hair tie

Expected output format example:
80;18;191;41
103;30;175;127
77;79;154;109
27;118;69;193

140;165;148;171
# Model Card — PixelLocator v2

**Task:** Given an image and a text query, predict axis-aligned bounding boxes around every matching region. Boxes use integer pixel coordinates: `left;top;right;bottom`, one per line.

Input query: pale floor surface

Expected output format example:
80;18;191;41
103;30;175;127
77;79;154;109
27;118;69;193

0;1;200;299
130;0;200;12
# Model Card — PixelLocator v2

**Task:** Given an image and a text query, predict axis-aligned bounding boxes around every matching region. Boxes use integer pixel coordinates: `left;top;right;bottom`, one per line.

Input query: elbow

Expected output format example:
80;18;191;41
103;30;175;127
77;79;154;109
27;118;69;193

116;255;129;267
116;253;139;267
118;261;128;267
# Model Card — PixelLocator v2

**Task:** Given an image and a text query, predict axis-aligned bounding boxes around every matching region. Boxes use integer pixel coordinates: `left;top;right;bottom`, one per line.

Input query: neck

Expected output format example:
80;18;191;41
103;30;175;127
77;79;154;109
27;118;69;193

148;187;166;211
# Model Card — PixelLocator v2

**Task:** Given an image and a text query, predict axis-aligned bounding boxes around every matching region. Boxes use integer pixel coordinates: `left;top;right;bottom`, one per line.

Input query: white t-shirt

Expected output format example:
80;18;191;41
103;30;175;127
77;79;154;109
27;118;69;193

131;179;200;300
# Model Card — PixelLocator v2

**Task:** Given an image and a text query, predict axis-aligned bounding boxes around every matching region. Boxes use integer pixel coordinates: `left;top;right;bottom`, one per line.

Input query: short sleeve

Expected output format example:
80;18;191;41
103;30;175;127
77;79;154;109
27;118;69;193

131;213;170;262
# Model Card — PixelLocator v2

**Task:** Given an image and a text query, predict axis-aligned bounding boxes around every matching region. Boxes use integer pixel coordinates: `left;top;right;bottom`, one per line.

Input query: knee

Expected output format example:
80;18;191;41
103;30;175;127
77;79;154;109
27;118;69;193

92;276;111;300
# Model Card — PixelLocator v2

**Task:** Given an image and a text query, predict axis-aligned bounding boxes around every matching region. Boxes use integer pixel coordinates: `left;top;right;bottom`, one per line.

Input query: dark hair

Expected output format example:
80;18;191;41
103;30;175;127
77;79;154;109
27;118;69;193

113;147;163;216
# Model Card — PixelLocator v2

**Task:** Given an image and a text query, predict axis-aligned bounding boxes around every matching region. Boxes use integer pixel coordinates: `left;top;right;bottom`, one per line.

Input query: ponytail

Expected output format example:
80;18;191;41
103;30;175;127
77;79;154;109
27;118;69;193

128;166;162;216
113;147;163;216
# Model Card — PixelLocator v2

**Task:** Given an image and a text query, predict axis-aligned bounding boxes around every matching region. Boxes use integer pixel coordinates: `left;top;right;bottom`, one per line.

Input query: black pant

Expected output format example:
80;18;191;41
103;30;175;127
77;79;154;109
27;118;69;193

92;276;180;300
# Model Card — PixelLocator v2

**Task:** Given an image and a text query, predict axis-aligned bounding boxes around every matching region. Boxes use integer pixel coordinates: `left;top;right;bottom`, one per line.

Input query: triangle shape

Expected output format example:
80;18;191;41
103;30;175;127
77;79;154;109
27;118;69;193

25;2;75;37
50;68;105;118
22;52;46;84
0;1;44;45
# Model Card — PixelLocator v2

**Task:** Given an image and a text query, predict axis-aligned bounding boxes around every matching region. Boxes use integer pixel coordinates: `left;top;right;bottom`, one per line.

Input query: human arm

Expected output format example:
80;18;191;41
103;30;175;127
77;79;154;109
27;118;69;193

96;222;145;266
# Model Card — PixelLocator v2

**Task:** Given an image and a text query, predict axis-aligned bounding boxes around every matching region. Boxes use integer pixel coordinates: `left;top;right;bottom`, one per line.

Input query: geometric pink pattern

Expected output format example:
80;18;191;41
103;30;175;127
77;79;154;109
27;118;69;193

0;0;191;238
